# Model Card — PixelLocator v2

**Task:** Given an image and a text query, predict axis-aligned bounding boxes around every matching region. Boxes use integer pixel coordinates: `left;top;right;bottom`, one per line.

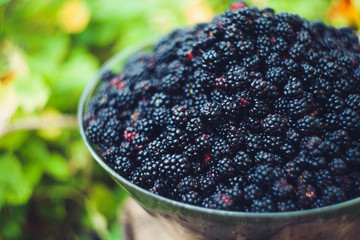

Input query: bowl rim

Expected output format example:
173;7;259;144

78;39;360;220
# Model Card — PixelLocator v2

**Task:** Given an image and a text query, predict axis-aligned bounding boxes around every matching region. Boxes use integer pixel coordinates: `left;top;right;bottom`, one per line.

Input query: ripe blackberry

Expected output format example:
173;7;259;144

177;175;199;194
345;145;360;166
233;151;251;171
211;138;231;159
261;114;288;134
254;151;281;165
214;157;236;178
171;105;190;127
302;136;329;157
277;200;298;212
265;67;287;86
165;126;189;151
102;146;119;165
146;140;166;158
283;79;304;97
141;160;160;185
225;125;245;150
251;195;276;213
249;99;271;117
245;133;263;154
186;117;203;137
328;158;348;175
321;186;347;206
85;120;104;144
345;94;360;111
271;178;294;200
159;154;190;181
296;115;323;135
296;183;318;209
249;164;275;187
200;102;222;122
198;175;217;195
226;65;249;91
340;108;360;131
201;49;222;72
180;191;203;206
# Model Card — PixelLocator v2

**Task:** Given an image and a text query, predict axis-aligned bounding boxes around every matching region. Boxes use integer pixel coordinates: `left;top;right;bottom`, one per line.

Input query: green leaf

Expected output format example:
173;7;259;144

48;47;99;111
21;138;70;181
13;71;50;113
0;0;10;5
0;154;32;206
89;184;117;218
45;153;70;181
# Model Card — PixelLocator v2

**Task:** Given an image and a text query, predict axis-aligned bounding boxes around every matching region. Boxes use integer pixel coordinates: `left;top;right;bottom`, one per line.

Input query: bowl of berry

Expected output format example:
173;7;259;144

79;2;360;239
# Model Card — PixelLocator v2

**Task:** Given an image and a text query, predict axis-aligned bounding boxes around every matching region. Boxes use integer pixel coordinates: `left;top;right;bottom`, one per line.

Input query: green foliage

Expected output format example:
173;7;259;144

0;0;355;239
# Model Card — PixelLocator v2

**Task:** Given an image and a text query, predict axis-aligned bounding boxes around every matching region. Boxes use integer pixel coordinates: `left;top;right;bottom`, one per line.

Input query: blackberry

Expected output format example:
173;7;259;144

248;164;275;187
180;191;203;206
328;158;348;175
226;65;249;91
296;115;323;135
177;175;199;194
165;126;189;151
296;183;318;209
345;94;360;111
302;136;329;157
287;93;315;118
249;99;271;117
250;195;276;213
201;49;222;72
214;157;236;177
200;102;222;122
245;133;263;154
271;178;294;200
244;183;263;203
340;108;360;131
321;186;347;206
233;151;251;171
102;146;119;165
159;154;190;181
257;151;281;166
261;114;288;134
186;117;203;136
86;119;104;144
211;138;231;159
276;200;298;212
283;79;304;97
202;191;236;211
171;105;190;127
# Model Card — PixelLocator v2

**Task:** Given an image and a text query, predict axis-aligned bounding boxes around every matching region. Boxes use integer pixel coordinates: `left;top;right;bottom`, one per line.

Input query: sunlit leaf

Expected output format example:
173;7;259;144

13;72;50;113
184;0;214;25
58;0;91;34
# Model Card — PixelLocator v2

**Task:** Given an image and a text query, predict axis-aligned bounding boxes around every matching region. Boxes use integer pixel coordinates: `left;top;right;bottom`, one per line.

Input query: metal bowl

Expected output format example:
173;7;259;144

78;42;360;240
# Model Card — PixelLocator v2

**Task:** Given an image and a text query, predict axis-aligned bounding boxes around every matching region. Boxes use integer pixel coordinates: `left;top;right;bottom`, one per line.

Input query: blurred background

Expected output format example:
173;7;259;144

0;0;359;239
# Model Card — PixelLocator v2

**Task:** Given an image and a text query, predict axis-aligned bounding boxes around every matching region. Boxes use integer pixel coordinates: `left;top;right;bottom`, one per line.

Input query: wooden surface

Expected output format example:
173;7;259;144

121;199;175;240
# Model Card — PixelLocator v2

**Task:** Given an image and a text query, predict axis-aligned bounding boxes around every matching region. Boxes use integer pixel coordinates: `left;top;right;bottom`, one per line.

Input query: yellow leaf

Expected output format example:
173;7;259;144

0;70;16;87
327;0;360;28
184;0;214;25
57;0;91;34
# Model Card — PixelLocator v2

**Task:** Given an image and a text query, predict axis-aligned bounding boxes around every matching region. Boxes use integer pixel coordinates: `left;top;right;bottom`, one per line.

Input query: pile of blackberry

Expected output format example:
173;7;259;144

84;2;360;212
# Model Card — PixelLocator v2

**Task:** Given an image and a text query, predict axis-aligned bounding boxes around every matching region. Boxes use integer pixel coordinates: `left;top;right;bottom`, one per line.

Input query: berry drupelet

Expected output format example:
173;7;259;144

84;2;360;212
